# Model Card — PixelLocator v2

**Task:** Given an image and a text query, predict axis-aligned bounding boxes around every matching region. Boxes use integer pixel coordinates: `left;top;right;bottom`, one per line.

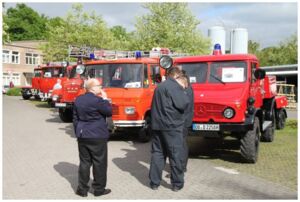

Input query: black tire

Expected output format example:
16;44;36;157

276;109;286;130
240;117;260;163
22;93;31;100
261;109;275;142
138;116;152;143
59;108;73;123
34;95;41;100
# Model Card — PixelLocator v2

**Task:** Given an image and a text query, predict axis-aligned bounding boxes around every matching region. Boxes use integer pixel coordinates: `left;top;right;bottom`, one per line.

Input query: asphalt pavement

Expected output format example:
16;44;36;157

2;96;298;199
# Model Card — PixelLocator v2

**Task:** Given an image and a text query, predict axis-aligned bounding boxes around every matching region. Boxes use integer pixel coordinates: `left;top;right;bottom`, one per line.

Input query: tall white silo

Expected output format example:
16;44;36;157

208;26;226;54
230;28;248;54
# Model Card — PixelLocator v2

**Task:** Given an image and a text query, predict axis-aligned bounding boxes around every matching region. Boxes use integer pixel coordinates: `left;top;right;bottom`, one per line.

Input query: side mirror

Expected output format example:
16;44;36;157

76;64;86;75
159;55;173;70
254;69;266;80
44;72;52;78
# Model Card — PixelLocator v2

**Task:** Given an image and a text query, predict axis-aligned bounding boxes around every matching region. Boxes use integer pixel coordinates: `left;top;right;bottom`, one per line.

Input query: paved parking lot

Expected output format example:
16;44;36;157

3;96;297;199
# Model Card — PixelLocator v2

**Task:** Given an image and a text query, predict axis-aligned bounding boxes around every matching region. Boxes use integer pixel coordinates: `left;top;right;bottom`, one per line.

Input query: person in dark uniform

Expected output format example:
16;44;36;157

73;78;112;197
149;67;190;192
179;74;194;172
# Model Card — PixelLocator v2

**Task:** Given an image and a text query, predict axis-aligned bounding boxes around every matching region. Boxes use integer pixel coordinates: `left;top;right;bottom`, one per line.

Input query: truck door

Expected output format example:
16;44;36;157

249;62;264;108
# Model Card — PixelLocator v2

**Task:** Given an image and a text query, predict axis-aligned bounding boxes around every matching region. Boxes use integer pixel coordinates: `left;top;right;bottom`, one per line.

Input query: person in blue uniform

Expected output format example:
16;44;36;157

73;78;112;197
149;67;190;192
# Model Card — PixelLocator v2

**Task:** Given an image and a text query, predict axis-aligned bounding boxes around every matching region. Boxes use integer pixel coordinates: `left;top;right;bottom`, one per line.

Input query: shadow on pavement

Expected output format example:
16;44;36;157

188;137;243;163
112;140;171;189
54;162;79;193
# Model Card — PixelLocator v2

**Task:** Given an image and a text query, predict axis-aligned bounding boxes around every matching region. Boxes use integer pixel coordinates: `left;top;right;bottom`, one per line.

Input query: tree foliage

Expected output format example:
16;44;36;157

133;3;210;54
249;34;297;66
41;4;116;62
4;3;48;41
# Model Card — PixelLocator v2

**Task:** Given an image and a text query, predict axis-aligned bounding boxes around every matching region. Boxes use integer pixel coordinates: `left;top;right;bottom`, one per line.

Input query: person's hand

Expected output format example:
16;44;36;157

100;89;108;99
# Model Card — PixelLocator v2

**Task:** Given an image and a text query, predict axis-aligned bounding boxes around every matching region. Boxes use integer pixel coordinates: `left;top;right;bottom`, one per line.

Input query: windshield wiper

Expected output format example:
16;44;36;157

210;74;226;85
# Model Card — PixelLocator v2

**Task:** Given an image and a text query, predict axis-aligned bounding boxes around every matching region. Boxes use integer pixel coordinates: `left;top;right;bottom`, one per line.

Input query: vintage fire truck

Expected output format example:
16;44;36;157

168;44;288;163
21;62;70;104
55;46;180;141
21;67;43;100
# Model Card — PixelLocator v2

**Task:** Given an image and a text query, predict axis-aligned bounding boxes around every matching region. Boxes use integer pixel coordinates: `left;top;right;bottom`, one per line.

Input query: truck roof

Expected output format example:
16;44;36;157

84;57;160;65
175;54;258;63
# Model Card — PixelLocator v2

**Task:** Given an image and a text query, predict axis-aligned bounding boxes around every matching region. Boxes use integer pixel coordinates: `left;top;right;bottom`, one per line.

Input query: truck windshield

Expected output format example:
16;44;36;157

34;70;42;77
178;63;208;84
209;61;247;83
43;67;63;78
85;63;144;88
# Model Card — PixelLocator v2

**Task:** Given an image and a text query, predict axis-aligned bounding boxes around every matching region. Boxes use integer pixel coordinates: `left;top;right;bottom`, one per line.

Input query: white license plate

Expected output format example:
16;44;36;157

55;103;66;107
192;124;220;131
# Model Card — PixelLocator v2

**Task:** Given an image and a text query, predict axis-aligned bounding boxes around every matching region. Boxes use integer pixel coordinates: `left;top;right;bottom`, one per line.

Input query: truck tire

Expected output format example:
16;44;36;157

22;94;31;100
34;95;41;100
240;117;260;163
261;109;275;142
276;109;286;130
59;108;73;123
138;116;152;143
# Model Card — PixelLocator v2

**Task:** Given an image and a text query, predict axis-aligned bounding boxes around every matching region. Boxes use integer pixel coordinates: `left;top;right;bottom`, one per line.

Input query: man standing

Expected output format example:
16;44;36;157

73;78;112;197
149;67;190;192
180;74;194;172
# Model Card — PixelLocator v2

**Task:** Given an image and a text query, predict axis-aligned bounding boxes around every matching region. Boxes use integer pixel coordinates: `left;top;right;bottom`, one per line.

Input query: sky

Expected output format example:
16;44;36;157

4;2;298;49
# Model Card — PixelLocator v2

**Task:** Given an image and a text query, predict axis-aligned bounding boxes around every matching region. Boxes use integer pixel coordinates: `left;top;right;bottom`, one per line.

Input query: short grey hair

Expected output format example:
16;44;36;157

85;78;100;92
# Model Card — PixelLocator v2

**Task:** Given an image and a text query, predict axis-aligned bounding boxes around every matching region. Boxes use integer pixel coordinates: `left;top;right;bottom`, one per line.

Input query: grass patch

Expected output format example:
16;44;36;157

190;119;298;190
6;88;21;96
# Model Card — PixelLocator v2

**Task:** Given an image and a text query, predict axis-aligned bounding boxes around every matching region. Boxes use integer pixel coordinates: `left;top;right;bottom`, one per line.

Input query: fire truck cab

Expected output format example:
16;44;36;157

55;47;178;141
171;44;288;163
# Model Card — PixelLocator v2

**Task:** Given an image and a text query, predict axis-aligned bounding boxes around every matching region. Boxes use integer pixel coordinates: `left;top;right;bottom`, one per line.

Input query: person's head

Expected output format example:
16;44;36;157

166;66;184;79
85;78;102;95
176;74;189;89
57;79;61;84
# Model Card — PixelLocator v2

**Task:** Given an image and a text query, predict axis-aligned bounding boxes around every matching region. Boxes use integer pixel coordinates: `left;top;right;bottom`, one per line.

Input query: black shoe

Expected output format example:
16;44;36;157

94;188;111;196
150;185;159;190
76;188;88;197
171;186;182;192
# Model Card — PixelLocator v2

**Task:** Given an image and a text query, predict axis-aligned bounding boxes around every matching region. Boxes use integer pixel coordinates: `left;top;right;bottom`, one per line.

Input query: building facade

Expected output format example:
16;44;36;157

2;40;46;86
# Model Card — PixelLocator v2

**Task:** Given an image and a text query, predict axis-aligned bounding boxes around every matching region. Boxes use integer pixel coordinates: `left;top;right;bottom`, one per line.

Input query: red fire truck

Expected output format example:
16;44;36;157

21;62;70;104
21;67;43;100
168;44;288;163
55;46;180;141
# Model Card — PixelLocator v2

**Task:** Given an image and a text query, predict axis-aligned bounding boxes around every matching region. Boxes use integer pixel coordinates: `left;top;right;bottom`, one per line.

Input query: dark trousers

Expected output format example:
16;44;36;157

182;127;189;171
77;139;107;193
149;129;184;188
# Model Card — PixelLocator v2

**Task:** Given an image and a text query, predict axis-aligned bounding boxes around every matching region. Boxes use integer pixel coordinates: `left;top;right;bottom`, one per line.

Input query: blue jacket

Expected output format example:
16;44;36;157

73;92;112;139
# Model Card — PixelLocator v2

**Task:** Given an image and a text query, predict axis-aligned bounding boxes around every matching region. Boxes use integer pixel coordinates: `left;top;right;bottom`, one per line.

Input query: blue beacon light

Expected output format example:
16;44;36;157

213;43;222;55
135;51;142;58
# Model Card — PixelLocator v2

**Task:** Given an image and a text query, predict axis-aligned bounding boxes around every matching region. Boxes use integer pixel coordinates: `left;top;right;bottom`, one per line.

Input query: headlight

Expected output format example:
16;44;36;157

52;95;59;101
159;55;173;69
76;64;85;75
125;107;135;115
223;107;235;119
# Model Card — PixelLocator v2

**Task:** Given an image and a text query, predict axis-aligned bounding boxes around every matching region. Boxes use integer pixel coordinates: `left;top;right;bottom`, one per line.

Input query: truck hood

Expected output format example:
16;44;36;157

193;84;249;104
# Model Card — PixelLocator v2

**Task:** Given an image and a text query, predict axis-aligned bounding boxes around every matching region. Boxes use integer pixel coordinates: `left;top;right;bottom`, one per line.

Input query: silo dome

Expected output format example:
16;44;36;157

230;28;248;54
208;26;226;54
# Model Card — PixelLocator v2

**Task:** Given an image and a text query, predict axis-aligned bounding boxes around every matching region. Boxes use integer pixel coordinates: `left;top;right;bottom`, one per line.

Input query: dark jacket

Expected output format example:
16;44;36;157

151;77;189;131
73;92;112;139
184;85;194;128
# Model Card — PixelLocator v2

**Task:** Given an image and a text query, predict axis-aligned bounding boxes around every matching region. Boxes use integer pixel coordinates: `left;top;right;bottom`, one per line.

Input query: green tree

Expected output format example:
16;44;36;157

248;40;260;55
110;25;133;50
133;3;210;54
5;3;48;41
2;3;10;43
41;4;116;62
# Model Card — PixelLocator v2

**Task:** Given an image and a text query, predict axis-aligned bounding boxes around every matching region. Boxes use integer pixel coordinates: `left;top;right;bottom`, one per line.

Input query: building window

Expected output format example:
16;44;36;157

26;53;40;65
2;50;10;63
11;51;20;64
3;72;21;86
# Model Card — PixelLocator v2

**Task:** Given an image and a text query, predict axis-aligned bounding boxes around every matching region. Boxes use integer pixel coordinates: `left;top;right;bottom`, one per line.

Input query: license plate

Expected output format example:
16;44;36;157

55;103;66;107
192;124;220;131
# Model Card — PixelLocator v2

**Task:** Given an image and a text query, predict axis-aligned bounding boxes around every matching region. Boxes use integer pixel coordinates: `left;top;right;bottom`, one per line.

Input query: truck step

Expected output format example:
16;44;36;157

262;121;272;131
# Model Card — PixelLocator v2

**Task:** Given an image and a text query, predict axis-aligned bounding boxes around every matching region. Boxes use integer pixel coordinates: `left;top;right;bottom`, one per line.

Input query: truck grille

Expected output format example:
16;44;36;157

112;105;119;115
194;103;225;119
